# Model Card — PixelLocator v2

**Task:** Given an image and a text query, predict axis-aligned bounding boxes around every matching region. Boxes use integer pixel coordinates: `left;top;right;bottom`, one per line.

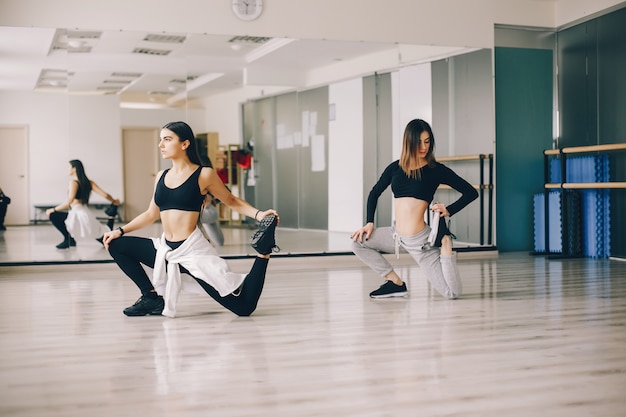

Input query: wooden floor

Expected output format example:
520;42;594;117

1;225;626;416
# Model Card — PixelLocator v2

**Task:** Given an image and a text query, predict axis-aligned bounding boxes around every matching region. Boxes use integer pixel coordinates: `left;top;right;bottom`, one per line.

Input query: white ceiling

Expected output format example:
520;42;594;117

0;26;475;108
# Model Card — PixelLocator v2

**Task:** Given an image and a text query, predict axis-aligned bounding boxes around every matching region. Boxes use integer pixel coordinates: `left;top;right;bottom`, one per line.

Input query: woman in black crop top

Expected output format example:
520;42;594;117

102;121;280;318
45;159;120;249
351;119;478;300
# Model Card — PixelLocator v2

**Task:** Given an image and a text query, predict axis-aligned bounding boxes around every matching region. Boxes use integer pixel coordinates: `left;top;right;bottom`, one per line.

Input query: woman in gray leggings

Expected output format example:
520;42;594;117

351;119;478;299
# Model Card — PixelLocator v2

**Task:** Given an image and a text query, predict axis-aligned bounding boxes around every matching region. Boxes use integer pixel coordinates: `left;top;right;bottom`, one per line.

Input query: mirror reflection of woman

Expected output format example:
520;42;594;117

201;193;225;247
102;121;279;318
351;119;478;299
0;187;10;231
45;160;119;249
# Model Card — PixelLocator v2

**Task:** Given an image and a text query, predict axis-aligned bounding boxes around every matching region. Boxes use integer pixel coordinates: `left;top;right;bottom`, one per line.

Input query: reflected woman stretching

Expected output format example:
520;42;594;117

103;121;279;318
46;160;119;249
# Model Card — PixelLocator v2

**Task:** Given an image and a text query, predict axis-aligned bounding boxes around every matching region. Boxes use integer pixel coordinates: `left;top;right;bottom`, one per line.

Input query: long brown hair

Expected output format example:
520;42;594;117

69;159;92;203
398;119;437;178
162;121;212;167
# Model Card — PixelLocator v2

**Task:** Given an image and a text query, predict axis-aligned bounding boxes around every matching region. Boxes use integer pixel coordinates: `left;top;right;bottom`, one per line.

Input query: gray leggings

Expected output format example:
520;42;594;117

352;225;462;299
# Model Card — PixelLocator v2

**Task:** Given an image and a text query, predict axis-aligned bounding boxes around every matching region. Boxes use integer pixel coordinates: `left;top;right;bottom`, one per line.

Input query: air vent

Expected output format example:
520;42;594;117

144;34;186;44
132;47;171;56
103;79;132;84
148;91;175;95
66;30;102;40
170;78;187;84
50;29;101;52
36;68;68;88
68;46;93;53
97;86;123;91
111;72;142;78
229;35;271;44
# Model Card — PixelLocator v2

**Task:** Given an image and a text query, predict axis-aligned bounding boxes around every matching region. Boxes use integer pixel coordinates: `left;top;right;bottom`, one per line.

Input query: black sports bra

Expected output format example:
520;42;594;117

154;166;205;212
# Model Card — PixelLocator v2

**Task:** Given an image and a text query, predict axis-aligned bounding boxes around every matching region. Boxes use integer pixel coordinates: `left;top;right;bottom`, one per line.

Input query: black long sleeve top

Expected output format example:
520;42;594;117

366;161;478;223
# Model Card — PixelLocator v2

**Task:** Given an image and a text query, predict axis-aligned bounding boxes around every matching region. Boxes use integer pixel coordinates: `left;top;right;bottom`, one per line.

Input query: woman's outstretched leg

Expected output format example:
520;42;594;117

193;256;269;316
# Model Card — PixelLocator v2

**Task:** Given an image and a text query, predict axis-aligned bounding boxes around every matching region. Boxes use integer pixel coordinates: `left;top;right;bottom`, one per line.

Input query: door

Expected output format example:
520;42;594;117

0;125;29;225
122;128;159;221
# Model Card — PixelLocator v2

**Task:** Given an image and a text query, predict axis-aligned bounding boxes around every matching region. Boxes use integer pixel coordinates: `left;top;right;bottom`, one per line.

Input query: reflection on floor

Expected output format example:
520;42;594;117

0;223;496;267
0;223;357;266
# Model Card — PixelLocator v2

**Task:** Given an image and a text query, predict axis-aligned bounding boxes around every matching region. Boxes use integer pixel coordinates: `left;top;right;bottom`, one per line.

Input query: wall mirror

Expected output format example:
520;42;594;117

0;25;489;263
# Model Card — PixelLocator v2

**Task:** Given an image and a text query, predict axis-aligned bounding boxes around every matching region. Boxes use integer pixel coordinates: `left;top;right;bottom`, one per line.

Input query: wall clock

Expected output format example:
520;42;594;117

232;0;264;21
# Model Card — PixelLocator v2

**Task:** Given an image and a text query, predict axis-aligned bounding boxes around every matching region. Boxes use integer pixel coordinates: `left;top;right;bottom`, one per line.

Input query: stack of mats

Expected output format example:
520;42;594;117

533;154;611;257
533;191;562;253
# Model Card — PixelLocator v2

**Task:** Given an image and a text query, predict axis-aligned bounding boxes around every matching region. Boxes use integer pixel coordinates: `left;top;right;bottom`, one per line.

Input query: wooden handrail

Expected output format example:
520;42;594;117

545;182;626;189
438;154;492;162
562;143;626;154
544;142;626;155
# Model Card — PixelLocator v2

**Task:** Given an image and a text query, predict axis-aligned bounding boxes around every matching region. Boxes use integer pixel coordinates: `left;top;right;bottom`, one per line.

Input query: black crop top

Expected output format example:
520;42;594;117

73;181;84;201
154;166;205;212
366;161;478;223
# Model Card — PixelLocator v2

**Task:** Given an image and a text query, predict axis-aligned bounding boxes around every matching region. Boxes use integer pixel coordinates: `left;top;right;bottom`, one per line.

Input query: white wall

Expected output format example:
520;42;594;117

0;92;120;216
328;78;363;233
554;0;626;27
0;92;69;210
392;64;433;160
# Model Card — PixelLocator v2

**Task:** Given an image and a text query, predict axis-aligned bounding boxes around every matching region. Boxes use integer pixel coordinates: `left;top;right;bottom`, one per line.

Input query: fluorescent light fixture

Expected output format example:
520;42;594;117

167;72;224;105
245;38;296;63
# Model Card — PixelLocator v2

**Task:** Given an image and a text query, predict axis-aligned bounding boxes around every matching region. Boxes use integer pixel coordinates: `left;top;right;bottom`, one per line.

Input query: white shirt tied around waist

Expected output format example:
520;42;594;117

65;204;109;240
151;227;246;318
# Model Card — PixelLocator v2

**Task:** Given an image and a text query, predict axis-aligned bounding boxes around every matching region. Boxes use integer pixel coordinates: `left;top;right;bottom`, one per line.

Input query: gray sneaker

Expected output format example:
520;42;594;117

369;280;408;298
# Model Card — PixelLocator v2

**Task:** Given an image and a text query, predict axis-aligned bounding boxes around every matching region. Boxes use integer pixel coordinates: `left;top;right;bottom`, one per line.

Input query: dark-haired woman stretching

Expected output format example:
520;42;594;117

103;121;279;318
46;159;120;249
351;119;478;299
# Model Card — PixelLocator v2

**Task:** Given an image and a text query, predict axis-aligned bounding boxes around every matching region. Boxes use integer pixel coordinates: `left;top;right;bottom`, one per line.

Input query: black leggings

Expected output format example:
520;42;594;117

49;211;70;239
108;236;269;316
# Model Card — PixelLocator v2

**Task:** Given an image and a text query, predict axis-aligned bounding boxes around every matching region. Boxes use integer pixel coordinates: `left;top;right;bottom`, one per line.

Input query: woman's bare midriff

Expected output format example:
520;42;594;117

160;210;200;241
394;197;429;236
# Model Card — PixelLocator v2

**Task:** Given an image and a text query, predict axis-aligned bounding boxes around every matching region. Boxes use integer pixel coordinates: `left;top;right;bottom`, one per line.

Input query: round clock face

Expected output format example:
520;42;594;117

232;0;264;21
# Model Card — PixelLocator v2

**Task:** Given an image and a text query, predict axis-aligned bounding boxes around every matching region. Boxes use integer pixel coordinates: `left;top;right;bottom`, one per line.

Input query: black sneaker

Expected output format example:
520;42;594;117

123;295;164;316
369;280;408;298
69;237;76;247
56;239;70;249
433;217;456;247
250;214;280;255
